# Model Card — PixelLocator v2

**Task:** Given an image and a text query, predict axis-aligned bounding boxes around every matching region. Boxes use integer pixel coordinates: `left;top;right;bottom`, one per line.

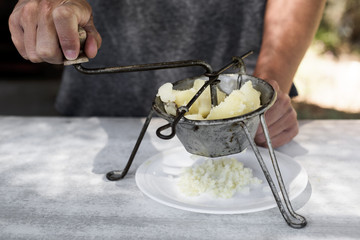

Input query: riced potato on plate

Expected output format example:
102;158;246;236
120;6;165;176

178;157;262;198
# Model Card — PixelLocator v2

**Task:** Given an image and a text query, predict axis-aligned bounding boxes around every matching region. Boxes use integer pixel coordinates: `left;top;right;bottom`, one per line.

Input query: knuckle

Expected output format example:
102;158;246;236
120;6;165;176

36;46;56;60
39;0;52;10
27;52;42;63
10;37;28;60
288;125;299;139
10;34;22;48
52;5;74;22
35;48;63;64
290;108;298;120
255;138;266;147
21;2;38;19
281;93;291;103
286;106;298;121
19;51;28;60
293;125;299;136
39;1;54;19
278;94;291;108
288;117;299;137
269;80;280;91
8;14;18;29
19;13;34;26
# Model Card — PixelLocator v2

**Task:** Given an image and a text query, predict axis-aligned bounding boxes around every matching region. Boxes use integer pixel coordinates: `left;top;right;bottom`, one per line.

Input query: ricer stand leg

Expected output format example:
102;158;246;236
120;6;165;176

106;109;155;181
240;114;307;228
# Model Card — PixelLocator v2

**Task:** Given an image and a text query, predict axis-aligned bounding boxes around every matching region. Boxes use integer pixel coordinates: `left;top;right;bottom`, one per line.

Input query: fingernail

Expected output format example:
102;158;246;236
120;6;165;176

64;50;77;60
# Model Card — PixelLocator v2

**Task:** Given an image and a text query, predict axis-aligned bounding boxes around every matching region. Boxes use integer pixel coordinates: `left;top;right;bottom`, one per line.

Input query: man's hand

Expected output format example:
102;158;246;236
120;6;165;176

252;0;325;148
8;0;102;64
255;79;298;148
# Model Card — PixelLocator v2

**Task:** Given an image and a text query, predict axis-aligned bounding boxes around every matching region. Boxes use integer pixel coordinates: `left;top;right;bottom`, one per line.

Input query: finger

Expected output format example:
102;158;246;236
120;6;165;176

272;122;299;147
267;94;292;126
52;4;82;60
8;12;27;59
84;33;99;59
255;106;297;143
35;0;64;64
256;94;292;136
36;7;63;64
257;122;299;148
265;79;280;92
19;2;41;63
256;103;294;137
83;18;102;59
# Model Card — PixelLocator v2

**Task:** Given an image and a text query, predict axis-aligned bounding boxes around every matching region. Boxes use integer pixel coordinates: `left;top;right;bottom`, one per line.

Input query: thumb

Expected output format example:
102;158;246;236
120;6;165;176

83;18;102;59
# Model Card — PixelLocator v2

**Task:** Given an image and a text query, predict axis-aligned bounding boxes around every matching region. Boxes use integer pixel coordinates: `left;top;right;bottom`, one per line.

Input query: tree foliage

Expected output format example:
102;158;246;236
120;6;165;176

315;0;360;56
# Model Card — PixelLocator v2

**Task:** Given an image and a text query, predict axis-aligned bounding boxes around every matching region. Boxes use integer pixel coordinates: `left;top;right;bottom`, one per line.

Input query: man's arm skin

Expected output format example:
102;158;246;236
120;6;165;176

254;0;326;148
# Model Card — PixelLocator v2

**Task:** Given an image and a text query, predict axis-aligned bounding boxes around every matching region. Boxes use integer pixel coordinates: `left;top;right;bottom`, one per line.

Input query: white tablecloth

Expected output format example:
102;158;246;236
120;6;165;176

0;117;359;239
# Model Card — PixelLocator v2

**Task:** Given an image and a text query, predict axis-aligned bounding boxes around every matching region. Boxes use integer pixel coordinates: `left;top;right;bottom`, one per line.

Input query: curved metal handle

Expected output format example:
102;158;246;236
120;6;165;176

156;123;176;140
73;59;213;74
156;106;188;139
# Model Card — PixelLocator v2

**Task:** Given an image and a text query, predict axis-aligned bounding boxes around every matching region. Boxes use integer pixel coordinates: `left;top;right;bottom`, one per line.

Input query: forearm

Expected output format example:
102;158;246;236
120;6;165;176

253;0;326;93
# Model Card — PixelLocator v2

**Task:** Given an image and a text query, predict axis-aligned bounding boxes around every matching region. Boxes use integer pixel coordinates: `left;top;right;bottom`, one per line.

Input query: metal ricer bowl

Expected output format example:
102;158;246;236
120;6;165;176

152;73;277;157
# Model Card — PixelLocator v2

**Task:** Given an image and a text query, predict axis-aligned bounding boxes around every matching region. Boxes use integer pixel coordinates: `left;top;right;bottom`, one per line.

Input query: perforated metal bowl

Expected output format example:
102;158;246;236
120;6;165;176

153;73;276;157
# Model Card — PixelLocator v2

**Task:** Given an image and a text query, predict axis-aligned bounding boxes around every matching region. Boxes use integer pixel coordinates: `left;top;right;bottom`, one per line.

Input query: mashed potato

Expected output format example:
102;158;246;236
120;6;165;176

157;79;261;120
177;157;262;198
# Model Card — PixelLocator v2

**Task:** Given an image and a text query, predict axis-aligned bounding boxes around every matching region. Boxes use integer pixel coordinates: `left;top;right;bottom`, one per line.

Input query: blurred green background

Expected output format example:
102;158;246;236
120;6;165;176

315;0;360;56
293;0;360;119
0;0;359;118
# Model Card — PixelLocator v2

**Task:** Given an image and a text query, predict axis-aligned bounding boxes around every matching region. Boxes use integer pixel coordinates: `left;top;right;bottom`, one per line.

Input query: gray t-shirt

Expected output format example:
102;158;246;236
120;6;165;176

56;0;267;116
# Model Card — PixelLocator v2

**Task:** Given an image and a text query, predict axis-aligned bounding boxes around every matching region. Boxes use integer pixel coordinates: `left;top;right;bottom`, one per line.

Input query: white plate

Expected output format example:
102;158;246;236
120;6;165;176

135;147;308;214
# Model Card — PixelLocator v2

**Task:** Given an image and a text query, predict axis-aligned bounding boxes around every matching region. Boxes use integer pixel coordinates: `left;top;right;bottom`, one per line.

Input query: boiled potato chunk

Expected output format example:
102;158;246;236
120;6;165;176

157;82;176;102
206;91;247;120
173;88;199;114
239;80;262;111
206;81;261;120
158;79;226;117
184;113;205;120
164;102;177;116
193;79;226;117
